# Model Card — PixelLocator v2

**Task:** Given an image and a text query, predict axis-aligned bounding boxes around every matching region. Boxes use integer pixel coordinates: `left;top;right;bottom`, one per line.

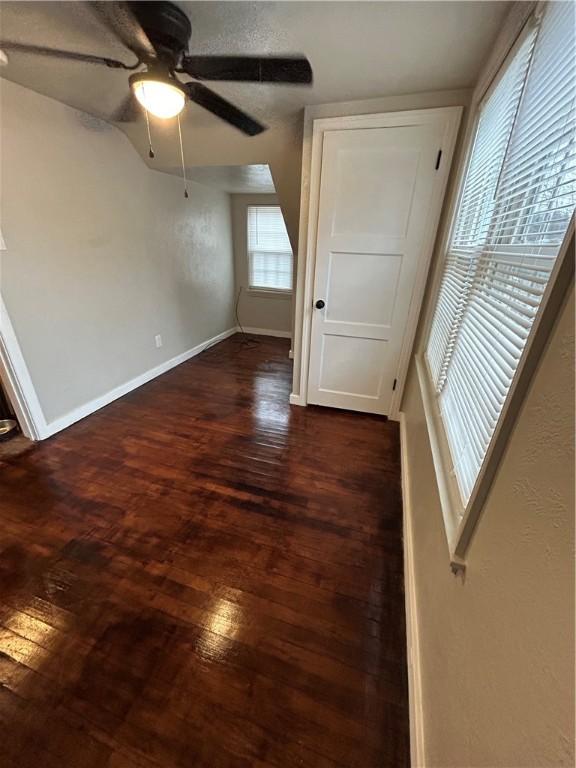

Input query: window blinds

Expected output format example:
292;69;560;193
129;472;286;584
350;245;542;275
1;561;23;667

247;206;293;291
426;1;576;507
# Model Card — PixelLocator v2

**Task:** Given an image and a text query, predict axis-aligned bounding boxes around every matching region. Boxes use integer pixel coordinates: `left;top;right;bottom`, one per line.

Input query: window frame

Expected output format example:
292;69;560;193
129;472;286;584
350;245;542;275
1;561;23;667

246;204;293;296
417;7;575;568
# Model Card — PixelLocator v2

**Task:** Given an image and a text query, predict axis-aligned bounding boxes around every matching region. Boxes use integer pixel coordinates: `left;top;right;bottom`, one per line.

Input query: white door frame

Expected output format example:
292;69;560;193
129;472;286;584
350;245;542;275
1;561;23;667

0;297;47;440
291;107;462;421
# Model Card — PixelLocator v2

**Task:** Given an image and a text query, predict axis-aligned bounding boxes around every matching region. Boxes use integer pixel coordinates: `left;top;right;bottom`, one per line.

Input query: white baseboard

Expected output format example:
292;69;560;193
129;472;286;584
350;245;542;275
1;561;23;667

42;327;237;438
400;413;426;768
289;392;306;406
239;326;291;339
288;349;294;359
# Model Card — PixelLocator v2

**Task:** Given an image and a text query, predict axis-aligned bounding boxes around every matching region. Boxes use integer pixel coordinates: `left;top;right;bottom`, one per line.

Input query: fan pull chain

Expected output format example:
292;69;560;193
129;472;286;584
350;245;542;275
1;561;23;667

144;107;155;159
177;114;189;199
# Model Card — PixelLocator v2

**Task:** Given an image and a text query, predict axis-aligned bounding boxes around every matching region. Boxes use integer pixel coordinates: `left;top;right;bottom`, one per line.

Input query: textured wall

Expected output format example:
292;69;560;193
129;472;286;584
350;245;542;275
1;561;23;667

127;112;304;256
231;193;292;335
402;283;575;767
0;79;235;424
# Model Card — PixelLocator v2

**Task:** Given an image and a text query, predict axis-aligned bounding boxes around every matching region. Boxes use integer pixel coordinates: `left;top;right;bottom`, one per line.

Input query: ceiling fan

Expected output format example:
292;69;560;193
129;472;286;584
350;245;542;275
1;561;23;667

0;1;313;135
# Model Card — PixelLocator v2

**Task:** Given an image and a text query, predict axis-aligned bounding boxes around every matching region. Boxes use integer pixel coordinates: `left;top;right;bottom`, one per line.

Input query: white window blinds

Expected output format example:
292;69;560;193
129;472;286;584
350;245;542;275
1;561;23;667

247;206;293;291
426;1;576;507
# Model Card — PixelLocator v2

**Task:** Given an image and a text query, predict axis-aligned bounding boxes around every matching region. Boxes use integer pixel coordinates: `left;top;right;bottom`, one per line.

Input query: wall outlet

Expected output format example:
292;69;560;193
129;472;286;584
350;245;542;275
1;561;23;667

155;334;163;348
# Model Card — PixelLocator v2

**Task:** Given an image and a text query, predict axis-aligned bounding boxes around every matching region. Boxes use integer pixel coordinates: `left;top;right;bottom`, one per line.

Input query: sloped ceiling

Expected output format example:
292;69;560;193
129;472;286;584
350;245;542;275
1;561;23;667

186;164;276;194
0;1;509;159
0;1;509;241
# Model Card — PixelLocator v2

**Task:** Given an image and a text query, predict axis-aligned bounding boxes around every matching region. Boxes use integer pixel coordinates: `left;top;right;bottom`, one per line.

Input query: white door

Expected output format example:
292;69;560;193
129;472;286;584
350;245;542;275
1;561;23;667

307;117;448;415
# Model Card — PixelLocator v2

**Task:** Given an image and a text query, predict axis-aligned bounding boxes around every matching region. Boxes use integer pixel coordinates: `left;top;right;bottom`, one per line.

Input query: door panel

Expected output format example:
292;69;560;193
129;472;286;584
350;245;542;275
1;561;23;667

318;335;386;398
331;147;419;240
307;121;444;415
325;251;402;328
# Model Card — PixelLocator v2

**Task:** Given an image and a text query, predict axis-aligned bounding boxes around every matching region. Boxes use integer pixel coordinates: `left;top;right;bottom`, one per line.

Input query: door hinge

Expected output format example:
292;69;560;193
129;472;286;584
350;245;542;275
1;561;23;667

435;149;443;170
392;378;397;391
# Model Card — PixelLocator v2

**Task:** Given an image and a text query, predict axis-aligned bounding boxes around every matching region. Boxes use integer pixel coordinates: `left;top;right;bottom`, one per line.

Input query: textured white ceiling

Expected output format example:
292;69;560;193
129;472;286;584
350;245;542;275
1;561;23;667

186;163;275;193
0;1;509;121
0;1;509;181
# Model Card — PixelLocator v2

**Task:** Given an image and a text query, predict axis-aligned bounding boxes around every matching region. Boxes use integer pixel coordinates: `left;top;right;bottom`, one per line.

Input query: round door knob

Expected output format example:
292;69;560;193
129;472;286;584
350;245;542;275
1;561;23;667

315;299;325;309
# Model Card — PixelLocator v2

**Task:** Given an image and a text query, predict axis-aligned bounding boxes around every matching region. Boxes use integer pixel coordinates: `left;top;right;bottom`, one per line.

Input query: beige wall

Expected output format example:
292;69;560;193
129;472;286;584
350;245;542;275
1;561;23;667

290;88;473;396
402;284;575;767
125;114;304;256
231;193;292;335
0;78;235;425
399;5;574;764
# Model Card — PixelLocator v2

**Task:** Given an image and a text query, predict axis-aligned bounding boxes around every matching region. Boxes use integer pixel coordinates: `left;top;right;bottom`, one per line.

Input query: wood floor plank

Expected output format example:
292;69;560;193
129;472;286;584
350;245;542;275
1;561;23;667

0;334;409;766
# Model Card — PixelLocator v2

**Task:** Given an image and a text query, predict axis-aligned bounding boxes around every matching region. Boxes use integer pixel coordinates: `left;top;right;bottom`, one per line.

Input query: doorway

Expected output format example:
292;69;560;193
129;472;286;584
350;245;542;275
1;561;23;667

0;297;44;440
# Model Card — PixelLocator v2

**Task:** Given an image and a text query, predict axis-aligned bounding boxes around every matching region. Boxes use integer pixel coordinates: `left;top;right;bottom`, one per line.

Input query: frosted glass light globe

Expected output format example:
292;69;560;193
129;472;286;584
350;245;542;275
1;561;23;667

132;78;185;119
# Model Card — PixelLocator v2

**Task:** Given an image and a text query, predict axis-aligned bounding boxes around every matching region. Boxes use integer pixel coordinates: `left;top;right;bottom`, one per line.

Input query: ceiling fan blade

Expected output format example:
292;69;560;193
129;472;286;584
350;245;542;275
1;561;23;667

179;55;313;85
0;41;137;69
90;1;157;62
185;82;266;136
110;92;141;122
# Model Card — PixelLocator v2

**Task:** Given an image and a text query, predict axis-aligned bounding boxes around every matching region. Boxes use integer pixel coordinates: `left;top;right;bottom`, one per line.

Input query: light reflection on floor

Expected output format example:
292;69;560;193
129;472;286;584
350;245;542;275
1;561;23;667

196;598;242;663
253;375;290;430
0;607;57;668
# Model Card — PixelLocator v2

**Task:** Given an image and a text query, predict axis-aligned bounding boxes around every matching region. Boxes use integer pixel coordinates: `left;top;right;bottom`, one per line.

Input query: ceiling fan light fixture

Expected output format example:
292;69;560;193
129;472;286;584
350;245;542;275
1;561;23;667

130;71;186;119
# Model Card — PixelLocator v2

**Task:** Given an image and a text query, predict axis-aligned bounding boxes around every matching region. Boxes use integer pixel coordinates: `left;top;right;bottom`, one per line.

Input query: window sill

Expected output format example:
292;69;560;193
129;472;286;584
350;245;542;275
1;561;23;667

247;289;293;300
416;355;467;571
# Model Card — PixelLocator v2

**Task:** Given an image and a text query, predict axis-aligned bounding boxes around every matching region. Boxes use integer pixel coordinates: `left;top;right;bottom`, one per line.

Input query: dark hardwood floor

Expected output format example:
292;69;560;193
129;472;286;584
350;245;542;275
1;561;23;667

0;334;409;768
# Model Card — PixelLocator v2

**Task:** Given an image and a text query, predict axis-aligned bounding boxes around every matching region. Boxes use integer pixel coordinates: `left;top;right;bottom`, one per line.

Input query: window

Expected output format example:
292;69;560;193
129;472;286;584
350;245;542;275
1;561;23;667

247;206;293;292
424;2;575;543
